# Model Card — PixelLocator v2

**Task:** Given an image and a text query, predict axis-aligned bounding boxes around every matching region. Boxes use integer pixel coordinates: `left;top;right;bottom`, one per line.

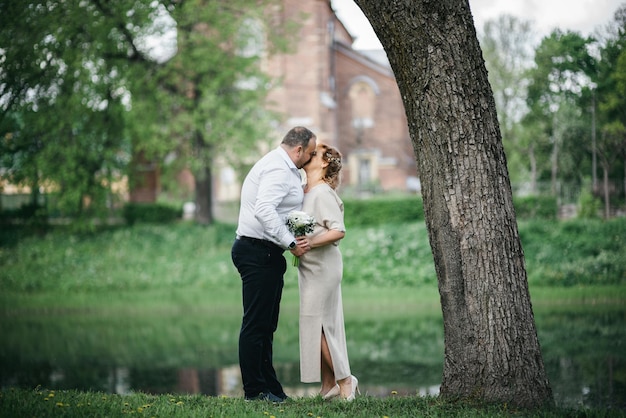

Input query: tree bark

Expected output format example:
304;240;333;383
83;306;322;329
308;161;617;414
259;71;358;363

529;144;537;194
355;0;553;408
194;165;213;225
603;166;610;219
550;113;559;197
193;130;214;225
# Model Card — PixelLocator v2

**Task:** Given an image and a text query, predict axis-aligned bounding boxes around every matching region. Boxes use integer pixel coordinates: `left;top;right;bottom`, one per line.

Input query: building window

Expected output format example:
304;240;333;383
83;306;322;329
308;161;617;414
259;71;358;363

348;150;380;194
348;81;376;145
359;158;371;186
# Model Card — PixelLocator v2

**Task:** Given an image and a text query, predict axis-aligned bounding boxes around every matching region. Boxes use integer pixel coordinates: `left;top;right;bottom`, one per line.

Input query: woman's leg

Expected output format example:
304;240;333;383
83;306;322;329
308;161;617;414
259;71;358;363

337;374;352;398
320;331;337;394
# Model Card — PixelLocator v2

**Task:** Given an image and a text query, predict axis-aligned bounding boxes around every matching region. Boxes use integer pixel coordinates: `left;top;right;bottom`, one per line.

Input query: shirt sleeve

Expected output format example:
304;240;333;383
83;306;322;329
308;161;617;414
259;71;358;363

317;188;345;233
254;164;296;247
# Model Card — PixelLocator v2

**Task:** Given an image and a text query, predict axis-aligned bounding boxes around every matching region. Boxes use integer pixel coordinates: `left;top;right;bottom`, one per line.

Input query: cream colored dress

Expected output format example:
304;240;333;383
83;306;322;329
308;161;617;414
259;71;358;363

298;183;350;383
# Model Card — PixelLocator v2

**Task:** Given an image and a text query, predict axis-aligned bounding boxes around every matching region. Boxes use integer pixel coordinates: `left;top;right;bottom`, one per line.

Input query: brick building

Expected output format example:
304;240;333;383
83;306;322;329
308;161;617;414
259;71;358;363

215;0;417;202
132;0;418;205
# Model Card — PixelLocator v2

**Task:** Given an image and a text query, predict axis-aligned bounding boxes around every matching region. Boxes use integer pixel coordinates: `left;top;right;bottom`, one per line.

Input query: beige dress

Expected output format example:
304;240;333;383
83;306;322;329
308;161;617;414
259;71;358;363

298;183;350;383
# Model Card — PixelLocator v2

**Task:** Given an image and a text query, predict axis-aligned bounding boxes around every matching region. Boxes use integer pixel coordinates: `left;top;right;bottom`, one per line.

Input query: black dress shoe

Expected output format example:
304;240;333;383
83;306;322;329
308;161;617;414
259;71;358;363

245;392;284;403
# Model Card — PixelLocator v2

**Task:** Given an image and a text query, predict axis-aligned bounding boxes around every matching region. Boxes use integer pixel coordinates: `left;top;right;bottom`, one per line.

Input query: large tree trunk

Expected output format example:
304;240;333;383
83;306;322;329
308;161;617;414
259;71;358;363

356;0;553;408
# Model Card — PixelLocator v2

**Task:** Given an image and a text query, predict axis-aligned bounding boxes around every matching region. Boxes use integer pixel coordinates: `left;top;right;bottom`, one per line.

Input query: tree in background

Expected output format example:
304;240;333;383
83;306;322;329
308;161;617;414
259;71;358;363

355;0;552;408
595;4;626;215
597;122;626;217
0;0;288;225
0;0;159;222
526;30;597;197
479;15;535;185
135;0;285;224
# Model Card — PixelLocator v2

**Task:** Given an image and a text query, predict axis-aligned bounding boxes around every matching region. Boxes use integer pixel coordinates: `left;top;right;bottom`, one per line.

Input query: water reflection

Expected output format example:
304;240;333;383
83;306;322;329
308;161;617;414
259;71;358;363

1;361;440;399
3;355;624;409
1;306;624;410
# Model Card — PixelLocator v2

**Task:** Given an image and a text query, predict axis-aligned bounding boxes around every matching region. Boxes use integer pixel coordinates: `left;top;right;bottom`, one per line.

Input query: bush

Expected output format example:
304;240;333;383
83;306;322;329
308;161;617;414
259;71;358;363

343;196;424;226
577;189;601;219
0;202;47;221
342;195;560;226
513;196;558;219
123;203;181;225
522;218;626;286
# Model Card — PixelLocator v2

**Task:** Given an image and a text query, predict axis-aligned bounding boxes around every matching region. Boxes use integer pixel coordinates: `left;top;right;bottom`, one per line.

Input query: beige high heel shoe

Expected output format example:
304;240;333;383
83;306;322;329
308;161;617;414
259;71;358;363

322;384;340;400
345;375;359;401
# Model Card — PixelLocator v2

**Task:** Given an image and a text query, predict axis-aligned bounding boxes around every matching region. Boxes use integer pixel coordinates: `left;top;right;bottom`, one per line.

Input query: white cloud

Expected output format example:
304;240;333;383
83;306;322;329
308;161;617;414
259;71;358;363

331;0;623;50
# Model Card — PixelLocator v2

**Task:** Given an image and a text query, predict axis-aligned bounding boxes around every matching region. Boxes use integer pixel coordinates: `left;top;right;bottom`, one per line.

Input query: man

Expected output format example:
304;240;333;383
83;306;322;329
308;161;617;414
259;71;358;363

231;126;317;402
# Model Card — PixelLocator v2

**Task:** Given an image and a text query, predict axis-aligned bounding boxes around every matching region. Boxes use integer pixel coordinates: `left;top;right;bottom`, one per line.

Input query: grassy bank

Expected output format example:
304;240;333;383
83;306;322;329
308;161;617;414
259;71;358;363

0;387;611;418
1;218;625;294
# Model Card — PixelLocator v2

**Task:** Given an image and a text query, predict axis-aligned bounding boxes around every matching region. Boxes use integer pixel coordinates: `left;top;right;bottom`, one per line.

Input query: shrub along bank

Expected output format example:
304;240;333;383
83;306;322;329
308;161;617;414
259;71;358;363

341;195;558;226
0;213;624;293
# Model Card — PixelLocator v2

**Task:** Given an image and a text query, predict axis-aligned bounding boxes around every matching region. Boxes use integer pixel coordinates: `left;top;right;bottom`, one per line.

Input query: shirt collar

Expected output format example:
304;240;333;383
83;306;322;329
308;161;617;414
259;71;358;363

277;145;298;170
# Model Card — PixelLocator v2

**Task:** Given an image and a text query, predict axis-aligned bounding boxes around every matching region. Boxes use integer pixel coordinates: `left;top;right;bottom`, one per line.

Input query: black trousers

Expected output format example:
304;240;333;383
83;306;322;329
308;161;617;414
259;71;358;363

231;237;287;398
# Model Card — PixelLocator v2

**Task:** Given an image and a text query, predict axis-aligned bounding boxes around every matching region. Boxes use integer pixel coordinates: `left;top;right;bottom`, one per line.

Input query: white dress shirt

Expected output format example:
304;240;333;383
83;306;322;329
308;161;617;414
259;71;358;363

236;146;303;249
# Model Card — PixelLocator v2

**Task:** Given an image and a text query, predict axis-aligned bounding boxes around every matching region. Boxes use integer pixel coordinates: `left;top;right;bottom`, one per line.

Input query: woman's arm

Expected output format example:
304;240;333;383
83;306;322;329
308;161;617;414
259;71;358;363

309;229;345;249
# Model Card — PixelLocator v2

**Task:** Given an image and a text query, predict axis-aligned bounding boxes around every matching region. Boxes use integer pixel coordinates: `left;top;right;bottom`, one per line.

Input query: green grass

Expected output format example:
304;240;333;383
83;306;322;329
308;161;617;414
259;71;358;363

0;387;616;418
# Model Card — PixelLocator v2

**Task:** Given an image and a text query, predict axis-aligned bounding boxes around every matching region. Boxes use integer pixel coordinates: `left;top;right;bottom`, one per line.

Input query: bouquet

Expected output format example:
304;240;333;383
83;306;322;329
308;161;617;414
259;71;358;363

286;210;316;266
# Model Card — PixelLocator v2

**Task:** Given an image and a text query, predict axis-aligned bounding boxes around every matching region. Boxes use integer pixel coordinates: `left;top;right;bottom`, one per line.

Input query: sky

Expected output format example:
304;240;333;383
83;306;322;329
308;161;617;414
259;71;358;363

331;0;625;50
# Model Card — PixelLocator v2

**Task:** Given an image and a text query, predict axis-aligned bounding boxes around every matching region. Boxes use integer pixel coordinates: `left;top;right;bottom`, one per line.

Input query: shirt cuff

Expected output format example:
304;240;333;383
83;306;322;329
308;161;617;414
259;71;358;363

279;232;296;249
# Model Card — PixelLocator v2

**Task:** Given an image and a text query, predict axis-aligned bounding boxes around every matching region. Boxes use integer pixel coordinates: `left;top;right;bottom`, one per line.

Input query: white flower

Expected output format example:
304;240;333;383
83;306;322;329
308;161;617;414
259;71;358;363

286;210;316;267
286;211;316;237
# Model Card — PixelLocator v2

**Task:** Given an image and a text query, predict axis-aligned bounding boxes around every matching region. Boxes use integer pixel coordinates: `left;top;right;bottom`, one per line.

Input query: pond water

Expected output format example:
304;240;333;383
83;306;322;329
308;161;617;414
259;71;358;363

1;305;624;410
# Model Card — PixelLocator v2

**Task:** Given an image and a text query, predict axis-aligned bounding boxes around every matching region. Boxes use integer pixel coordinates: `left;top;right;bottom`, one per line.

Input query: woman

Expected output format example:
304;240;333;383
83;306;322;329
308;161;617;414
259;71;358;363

297;143;358;401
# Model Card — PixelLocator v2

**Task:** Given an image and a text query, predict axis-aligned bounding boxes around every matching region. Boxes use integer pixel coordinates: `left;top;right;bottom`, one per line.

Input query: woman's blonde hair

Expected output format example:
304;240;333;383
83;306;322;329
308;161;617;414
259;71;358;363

320;144;343;190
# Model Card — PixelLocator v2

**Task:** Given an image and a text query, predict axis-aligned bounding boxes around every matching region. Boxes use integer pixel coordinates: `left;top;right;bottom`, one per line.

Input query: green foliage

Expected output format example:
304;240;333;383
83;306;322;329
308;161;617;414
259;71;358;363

341;187;566;224
520;218;626;286
0;0;159;218
341;222;436;287
577;188;602;219
131;0;287;222
343;196;425;226
479;15;534;159
513;195;558;219
0;222;241;292
0;203;48;226
478;12;626;207
122;202;181;225
528;30;596;113
0;0;291;226
1;218;625;294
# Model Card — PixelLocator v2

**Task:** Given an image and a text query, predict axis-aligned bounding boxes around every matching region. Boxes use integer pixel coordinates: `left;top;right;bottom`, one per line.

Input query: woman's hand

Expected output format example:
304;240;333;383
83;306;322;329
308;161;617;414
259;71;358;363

297;236;311;250
290;236;310;256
